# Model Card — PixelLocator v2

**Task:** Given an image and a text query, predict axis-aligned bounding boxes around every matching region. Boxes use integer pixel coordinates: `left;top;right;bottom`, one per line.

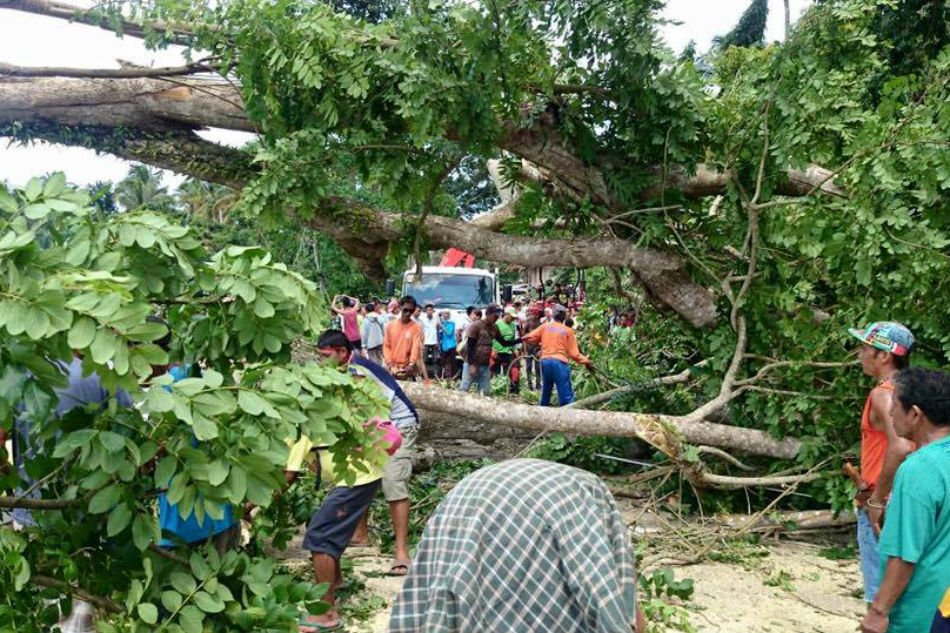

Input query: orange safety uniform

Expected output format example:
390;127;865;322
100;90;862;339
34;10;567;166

384;319;423;368
522;322;590;366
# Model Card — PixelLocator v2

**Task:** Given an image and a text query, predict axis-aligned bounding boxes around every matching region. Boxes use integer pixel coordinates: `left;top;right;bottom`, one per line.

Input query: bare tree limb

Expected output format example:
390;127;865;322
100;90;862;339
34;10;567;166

696;445;755;472
32;575;124;614
0;61;215;79
699;470;829;489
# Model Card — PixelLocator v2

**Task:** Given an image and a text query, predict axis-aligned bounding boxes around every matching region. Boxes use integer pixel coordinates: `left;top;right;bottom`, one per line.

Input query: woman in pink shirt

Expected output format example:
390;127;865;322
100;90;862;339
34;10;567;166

332;295;362;352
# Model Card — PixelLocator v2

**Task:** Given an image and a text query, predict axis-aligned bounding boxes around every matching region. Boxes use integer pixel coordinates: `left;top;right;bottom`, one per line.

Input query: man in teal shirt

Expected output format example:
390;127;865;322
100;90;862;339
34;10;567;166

861;368;950;633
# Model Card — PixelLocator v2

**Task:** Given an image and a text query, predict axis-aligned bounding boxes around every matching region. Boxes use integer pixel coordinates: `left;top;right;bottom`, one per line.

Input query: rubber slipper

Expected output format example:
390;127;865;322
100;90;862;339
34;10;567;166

386;558;411;576
298;612;343;632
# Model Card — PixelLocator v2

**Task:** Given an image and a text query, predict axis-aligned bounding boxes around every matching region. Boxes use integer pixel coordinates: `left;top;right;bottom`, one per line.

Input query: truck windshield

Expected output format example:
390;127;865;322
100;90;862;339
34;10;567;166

404;273;494;308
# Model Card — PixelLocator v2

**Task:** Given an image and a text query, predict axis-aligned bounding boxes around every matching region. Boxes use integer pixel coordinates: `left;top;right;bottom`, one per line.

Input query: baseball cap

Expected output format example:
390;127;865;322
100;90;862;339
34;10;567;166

504;306;518;316
848;321;914;356
484;304;503;316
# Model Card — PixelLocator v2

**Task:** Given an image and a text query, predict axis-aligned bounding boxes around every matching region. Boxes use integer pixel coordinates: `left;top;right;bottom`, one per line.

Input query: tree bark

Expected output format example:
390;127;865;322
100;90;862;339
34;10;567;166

0;73;840;327
402;383;801;459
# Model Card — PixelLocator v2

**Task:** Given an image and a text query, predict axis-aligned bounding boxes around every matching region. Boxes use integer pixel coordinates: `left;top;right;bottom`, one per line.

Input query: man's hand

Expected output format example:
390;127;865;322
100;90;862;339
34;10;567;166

469;363;478;377
861;606;889;633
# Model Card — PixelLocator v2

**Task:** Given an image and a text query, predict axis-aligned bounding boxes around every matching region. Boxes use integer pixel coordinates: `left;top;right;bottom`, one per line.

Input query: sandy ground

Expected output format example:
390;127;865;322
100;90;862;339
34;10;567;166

683;541;864;633
278;514;865;633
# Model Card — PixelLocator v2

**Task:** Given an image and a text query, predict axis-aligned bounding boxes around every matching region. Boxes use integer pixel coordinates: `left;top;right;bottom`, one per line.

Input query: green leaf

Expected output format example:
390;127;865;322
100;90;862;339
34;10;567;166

237;390;267;416
146;387;176;413
23;177;43;201
207;460;229;486
88;484;121;514
161;590;183;612
155;455;177;486
137;602;159;624
0;190;17;214
253;297;275;318
132;514;156;550
170;571;197;596
23;203;51;220
202;369;224;389
126;579;144;611
67;317;97;349
98;430;126;453
52;429;97;458
189;552;212;581
12;555;30;591
178;606;204;633
89;328;116;364
191;414;219;441
43;172;67;197
192;590;225;613
226;466;247;502
106;503;132;536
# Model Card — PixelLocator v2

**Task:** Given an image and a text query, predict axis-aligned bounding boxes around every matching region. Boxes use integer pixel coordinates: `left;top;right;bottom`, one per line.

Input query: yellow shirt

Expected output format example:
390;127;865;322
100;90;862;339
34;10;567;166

285;436;382;487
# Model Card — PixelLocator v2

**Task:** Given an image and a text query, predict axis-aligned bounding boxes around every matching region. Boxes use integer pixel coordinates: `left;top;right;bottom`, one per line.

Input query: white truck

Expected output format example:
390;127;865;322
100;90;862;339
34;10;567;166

400;265;500;325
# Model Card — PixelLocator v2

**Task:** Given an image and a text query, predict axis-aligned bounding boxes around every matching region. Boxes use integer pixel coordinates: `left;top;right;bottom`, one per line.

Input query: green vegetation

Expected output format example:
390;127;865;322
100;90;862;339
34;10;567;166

0;175;389;632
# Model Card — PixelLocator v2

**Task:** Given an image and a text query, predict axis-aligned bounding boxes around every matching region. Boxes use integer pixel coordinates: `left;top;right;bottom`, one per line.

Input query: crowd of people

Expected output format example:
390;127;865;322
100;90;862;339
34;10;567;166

4;298;948;633
330;287;594;406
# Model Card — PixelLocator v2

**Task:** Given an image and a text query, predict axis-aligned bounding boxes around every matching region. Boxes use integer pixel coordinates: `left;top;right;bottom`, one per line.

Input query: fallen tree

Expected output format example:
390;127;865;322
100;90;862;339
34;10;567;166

1;0;946;482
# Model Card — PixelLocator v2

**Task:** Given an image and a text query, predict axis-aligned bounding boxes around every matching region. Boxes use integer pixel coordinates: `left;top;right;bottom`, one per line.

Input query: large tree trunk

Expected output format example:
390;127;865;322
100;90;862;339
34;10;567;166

403;383;801;459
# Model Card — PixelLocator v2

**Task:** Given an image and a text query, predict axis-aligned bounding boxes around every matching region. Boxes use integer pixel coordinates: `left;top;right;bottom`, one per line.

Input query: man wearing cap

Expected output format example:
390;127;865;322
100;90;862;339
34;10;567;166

493;307;521;394
848;321;916;605
523;307;594;406
461;305;519;396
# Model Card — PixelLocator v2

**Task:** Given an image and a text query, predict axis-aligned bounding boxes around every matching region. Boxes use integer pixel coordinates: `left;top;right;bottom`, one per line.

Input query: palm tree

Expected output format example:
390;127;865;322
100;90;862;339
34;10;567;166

115;165;175;211
176;178;238;224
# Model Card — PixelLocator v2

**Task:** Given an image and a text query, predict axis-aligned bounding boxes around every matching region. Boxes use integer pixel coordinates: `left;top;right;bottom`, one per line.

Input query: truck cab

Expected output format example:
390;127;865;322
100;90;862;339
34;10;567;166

401;266;498;326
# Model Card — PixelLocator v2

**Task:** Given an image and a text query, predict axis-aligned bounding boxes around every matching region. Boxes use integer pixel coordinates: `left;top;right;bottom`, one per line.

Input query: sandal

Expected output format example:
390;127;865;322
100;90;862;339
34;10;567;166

298;612;343;632
386;558;411;577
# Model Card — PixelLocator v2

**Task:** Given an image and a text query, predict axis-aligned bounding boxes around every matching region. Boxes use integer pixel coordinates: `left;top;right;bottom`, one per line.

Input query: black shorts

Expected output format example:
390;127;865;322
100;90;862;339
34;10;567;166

302;480;381;560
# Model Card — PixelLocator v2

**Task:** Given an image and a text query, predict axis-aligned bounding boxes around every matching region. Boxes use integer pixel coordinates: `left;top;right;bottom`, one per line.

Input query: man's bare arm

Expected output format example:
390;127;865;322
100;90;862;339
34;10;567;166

861;557;915;633
866;388;913;533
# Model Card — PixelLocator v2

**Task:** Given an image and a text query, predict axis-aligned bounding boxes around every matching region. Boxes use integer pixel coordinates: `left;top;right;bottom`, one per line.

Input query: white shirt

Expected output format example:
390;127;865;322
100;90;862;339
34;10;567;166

420;314;441;345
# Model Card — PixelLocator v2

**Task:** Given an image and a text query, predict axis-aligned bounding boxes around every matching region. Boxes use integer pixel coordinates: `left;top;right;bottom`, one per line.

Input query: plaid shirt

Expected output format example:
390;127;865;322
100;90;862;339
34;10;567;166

390;459;637;633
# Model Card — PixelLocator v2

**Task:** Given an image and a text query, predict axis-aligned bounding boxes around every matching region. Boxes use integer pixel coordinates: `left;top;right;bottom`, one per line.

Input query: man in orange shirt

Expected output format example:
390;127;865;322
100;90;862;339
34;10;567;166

848;321;915;604
384;296;428;380
522;307;593;406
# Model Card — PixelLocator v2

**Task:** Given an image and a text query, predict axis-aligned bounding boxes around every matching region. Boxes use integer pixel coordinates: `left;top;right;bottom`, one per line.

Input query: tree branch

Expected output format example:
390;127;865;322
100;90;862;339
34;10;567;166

0;495;86;509
32;575;124;614
0;0;196;46
699;470;829;489
0;61;214;79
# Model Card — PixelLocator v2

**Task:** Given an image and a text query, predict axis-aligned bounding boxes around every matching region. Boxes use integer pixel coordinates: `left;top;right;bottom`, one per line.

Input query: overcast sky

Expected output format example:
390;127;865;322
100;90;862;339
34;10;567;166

0;0;812;188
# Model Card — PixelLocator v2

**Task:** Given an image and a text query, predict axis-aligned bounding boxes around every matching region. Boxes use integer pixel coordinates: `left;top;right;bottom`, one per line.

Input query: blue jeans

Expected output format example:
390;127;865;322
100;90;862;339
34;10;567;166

460;362;491;396
857;508;880;602
540;358;575;406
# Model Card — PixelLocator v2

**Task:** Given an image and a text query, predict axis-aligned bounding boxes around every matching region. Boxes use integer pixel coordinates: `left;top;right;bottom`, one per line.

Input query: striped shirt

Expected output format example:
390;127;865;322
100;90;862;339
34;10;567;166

351;355;419;430
389;459;637;633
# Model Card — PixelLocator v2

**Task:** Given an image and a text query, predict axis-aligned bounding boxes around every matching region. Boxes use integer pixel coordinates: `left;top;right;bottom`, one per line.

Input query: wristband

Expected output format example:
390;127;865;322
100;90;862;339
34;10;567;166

866;499;887;509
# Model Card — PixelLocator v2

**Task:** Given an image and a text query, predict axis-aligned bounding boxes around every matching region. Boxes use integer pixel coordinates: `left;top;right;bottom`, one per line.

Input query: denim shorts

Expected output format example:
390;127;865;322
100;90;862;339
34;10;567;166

856;508;880;602
303;480;381;560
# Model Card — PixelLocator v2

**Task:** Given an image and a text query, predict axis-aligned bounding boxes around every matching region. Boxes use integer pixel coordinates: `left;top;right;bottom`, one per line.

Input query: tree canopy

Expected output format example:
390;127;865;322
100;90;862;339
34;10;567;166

0;0;949;623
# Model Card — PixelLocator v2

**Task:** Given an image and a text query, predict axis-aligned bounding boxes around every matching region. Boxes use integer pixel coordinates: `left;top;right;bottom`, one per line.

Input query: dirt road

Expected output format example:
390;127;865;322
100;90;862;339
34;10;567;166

280;529;864;633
